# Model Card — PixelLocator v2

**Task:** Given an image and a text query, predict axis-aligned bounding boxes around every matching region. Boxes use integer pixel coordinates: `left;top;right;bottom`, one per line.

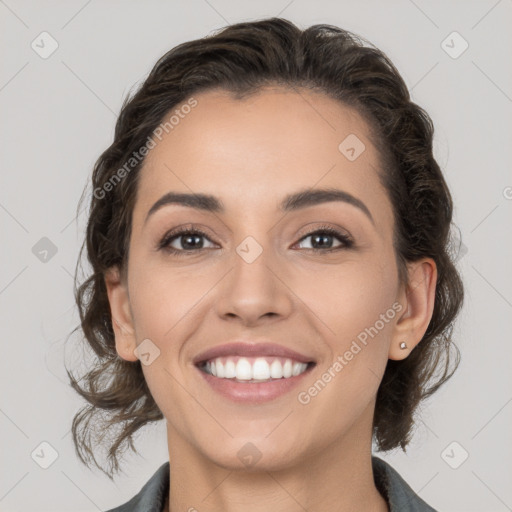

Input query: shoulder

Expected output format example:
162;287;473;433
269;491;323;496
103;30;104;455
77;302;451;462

104;461;170;512
372;456;438;512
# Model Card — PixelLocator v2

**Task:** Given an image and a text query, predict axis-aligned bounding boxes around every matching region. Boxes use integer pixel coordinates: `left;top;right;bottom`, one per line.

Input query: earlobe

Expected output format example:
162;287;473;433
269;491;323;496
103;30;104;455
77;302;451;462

104;266;139;362
388;258;437;361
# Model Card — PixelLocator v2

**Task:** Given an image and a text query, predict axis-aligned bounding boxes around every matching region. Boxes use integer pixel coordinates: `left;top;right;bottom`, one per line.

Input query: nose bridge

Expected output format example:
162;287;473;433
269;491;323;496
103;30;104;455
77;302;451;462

234;235;274;285
214;232;293;323
231;233;278;297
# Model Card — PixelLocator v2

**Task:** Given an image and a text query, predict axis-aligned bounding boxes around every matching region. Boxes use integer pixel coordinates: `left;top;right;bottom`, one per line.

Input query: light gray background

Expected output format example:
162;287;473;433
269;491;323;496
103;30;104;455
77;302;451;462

1;1;511;511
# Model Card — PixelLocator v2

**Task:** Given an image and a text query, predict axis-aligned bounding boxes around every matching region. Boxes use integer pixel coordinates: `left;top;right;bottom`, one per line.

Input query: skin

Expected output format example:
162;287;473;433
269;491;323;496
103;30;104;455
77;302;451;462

105;87;437;512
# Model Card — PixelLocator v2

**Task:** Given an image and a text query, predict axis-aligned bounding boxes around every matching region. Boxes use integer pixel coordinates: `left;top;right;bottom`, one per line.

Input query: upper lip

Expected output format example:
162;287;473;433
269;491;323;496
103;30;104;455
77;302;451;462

193;342;316;365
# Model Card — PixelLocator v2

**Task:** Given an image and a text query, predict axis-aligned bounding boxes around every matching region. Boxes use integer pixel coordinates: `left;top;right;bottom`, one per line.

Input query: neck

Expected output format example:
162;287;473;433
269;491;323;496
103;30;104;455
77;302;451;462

164;404;389;512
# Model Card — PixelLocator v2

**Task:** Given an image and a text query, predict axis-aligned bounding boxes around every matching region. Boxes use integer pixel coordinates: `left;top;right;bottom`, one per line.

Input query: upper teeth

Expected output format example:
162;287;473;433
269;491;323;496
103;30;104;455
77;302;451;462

202;357;308;381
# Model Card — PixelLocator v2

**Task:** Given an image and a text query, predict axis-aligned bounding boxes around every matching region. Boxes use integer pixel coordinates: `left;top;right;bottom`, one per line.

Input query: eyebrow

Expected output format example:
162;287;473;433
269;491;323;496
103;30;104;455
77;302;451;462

144;187;374;226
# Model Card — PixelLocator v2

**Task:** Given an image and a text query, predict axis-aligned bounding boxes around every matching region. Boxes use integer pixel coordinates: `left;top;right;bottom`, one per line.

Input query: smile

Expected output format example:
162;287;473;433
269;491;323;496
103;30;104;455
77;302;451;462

195;357;316;403
199;356;313;382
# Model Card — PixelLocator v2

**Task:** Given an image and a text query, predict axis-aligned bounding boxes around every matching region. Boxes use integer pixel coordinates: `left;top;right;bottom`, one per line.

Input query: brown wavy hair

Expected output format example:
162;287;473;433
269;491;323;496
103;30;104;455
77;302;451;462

66;17;464;479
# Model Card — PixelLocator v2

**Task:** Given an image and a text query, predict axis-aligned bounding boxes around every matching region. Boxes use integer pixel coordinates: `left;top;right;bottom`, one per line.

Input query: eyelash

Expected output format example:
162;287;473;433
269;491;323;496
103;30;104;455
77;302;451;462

157;224;354;257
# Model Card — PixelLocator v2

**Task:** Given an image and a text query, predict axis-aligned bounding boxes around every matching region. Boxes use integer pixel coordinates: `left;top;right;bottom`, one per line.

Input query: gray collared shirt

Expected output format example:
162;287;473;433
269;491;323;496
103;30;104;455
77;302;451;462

105;456;438;511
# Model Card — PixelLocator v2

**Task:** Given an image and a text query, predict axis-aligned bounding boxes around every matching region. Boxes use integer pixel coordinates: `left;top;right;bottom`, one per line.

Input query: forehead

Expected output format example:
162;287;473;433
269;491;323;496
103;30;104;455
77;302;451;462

133;87;392;231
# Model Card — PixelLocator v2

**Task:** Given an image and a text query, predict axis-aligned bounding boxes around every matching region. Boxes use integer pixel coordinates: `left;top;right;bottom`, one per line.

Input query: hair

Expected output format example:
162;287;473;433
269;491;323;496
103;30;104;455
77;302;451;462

67;17;464;479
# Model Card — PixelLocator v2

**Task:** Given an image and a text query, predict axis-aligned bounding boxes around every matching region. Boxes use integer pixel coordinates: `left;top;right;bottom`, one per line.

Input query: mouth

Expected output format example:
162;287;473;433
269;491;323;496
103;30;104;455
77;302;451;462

192;342;317;403
197;356;316;383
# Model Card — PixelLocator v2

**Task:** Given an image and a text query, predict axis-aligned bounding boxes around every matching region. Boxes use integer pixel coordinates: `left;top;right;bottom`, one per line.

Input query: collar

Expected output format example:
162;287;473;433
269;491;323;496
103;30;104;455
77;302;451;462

372;456;438;511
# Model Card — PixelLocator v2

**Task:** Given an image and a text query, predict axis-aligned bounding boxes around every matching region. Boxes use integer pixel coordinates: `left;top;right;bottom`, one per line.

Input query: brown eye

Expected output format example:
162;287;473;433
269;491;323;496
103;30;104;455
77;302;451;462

294;226;354;252
158;228;216;256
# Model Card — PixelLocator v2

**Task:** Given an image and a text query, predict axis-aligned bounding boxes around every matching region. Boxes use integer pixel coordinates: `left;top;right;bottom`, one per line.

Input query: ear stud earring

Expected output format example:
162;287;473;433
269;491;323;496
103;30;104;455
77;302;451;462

399;341;408;350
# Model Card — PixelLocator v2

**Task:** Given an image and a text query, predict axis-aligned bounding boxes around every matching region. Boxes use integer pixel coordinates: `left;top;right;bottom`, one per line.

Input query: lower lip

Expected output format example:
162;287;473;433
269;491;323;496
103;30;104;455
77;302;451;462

195;364;315;403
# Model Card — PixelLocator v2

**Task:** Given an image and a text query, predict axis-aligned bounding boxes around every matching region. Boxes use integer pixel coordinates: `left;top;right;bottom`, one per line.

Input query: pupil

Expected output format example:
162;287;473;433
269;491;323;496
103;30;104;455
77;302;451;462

182;234;203;249
313;234;332;249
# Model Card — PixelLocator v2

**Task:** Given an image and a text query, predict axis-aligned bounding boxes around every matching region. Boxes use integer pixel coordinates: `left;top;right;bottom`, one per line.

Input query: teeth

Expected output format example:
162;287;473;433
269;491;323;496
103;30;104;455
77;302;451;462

292;362;303;376
224;359;236;378
252;358;270;380
215;359;225;378
283;359;293;378
202;357;309;381
270;359;283;378
235;358;252;380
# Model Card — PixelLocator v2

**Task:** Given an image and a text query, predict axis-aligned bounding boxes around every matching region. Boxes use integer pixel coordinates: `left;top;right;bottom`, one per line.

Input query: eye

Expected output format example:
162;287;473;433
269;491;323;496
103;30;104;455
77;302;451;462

294;225;354;252
158;226;217;256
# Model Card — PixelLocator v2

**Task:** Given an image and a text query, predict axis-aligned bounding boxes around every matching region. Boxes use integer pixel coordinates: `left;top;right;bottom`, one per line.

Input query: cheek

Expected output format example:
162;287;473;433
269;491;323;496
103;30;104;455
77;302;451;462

127;258;216;345
299;257;398;348
295;261;398;428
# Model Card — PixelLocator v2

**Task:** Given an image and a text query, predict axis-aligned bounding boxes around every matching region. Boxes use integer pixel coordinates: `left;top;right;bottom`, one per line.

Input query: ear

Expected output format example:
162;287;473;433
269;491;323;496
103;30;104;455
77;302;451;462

389;258;437;360
104;266;138;362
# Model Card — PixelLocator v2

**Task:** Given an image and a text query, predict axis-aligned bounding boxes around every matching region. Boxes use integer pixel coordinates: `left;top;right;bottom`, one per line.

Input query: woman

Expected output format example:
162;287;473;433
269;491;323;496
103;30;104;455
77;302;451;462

68;17;464;512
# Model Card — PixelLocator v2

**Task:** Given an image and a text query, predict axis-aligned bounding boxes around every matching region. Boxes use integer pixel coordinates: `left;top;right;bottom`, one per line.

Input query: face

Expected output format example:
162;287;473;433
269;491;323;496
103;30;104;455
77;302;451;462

106;87;426;471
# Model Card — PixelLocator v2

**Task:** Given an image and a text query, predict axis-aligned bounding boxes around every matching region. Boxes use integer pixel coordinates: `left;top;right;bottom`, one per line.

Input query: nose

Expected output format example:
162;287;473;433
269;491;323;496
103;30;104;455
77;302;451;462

213;242;294;327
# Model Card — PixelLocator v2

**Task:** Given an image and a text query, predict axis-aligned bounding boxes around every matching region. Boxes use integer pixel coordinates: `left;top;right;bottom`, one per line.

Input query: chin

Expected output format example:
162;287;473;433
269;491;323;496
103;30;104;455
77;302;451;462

200;437;306;473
